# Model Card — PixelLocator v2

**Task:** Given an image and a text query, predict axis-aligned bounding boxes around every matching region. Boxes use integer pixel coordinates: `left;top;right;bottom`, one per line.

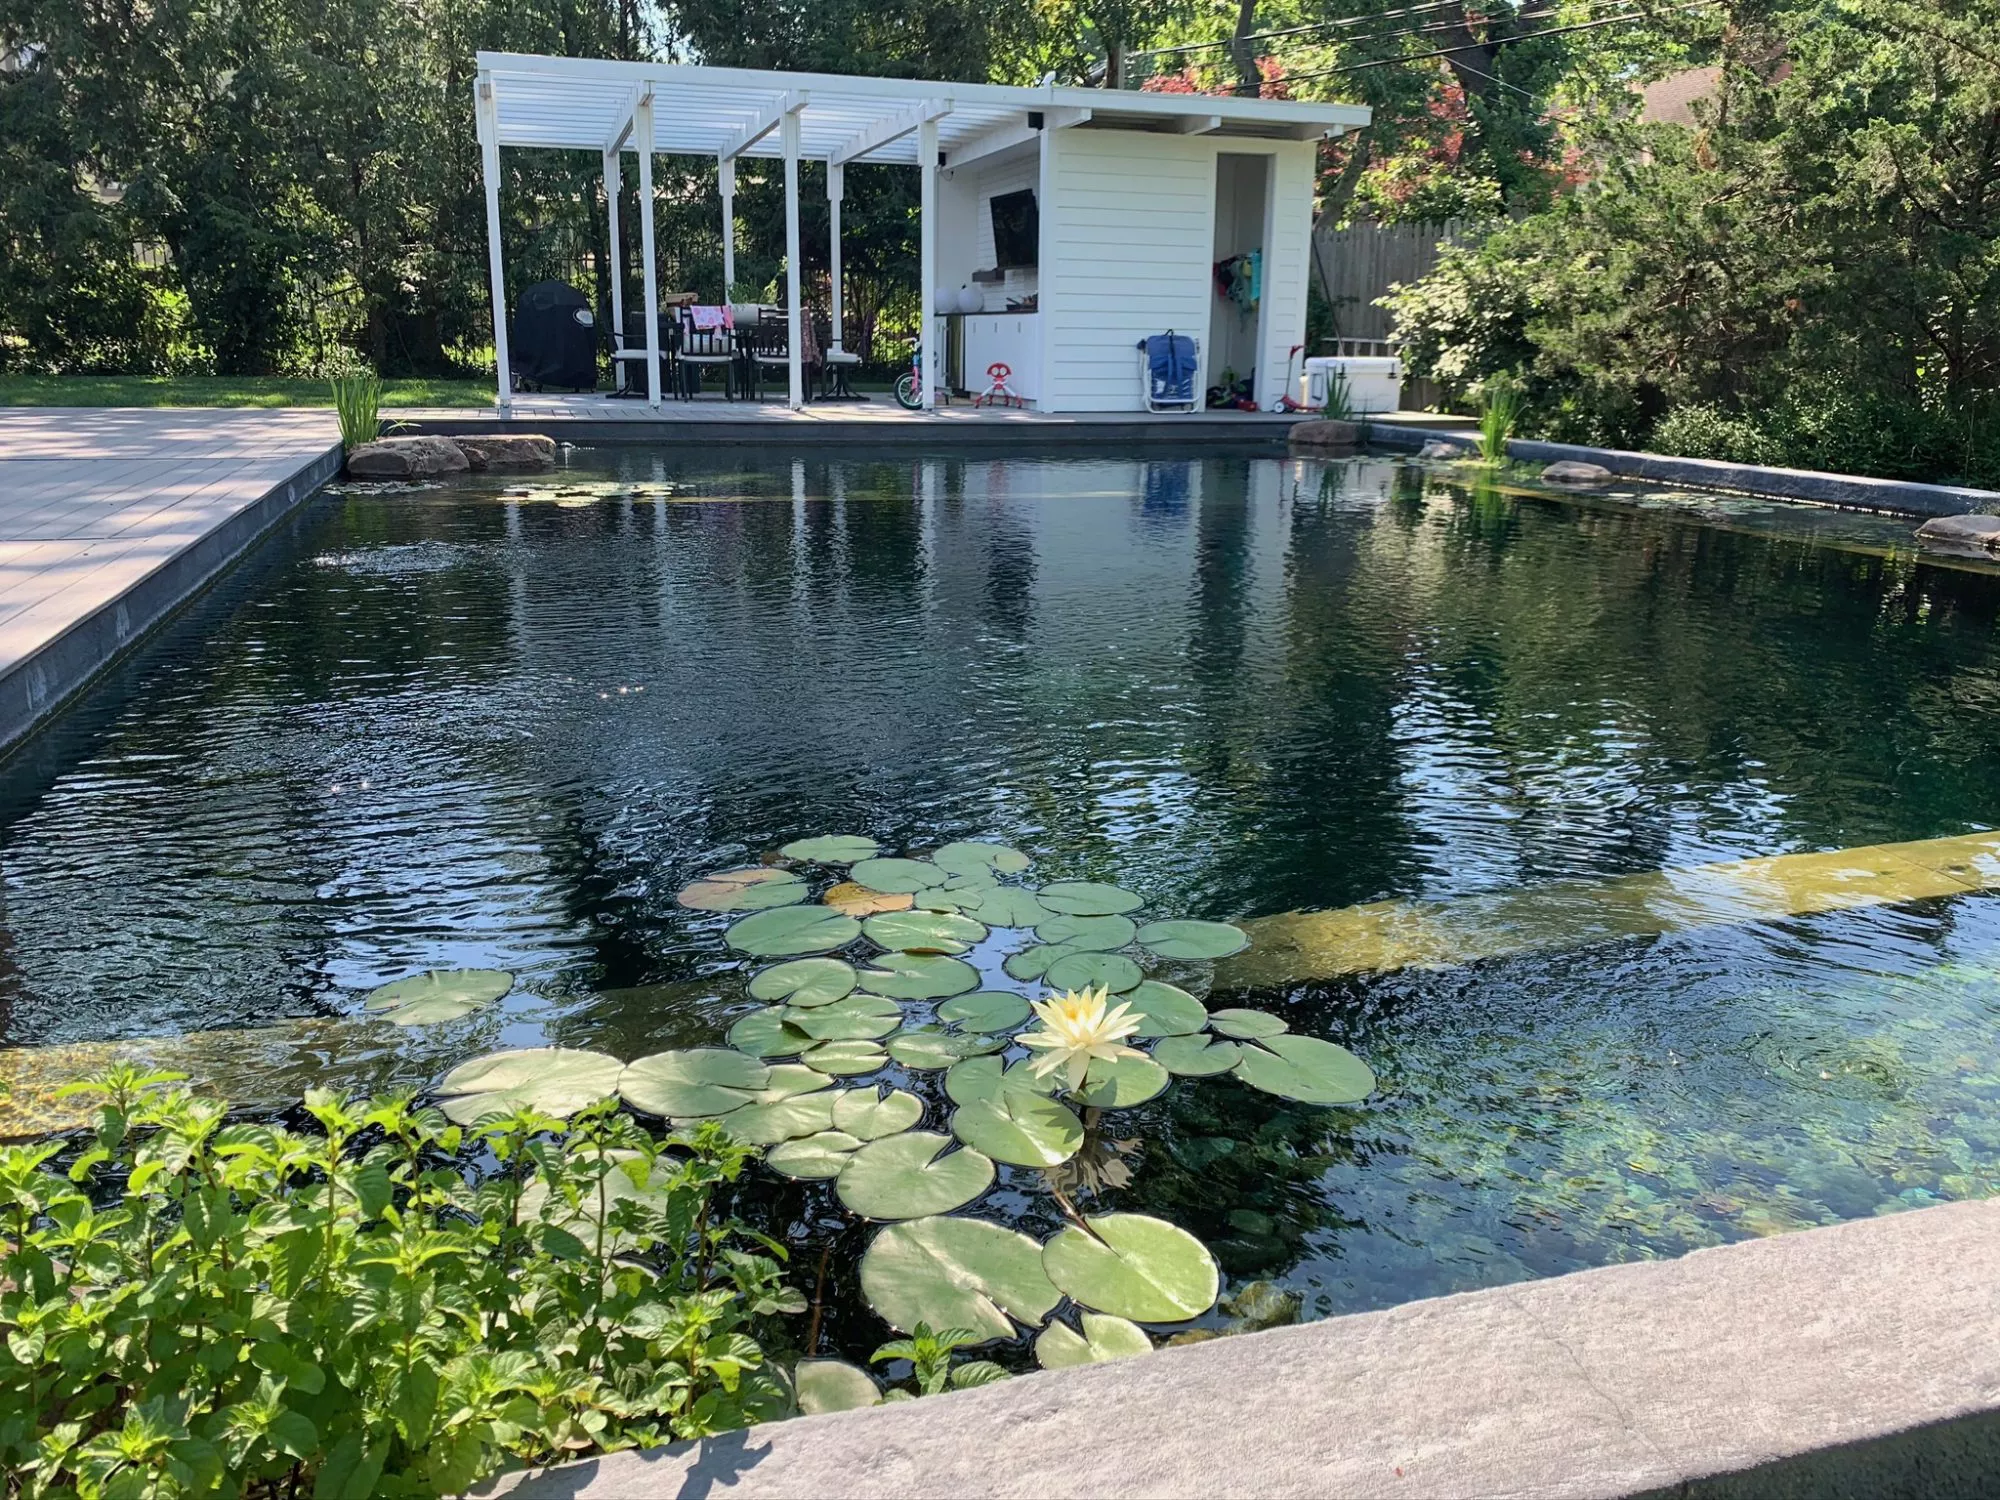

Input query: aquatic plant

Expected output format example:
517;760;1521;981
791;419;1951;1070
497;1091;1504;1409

1019;985;1146;1090
1477;377;1522;464
0;1069;798;1496
869;1323;1009;1398
329;368;382;451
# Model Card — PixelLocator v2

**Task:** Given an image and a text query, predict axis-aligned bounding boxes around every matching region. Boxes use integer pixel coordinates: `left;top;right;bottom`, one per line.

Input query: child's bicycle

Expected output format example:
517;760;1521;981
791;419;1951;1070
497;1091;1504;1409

894;340;925;410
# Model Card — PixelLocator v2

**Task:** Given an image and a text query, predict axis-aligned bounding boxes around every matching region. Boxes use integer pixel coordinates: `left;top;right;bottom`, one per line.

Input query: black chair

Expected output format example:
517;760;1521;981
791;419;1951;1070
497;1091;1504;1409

676;311;736;399
612;313;678;398
742;311;820;402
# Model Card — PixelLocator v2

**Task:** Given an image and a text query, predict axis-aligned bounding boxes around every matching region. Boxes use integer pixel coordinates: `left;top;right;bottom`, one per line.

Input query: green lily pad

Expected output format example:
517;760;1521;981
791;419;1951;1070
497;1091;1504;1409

766;1131;862;1179
1037;881;1144;917
748;957;857;1008
951;1092;1083;1168
1134;919;1249;960
938;991;1031;1032
790;993;903;1042
437;1048;625;1125
724;905;861;958
1034;1312;1152;1370
794;1358;881;1414
678;867;809;913
1002;944;1076;982
831;1086;925;1140
728;1007;814;1058
962;887;1053;929
1045;951;1144;994
862;910;989;956
748;1065;833;1103
1042;1214;1220;1322
801;1039;889;1076
943;1054;1058;1108
365;969;513;1026
835;1131;995;1220
856;952;980;1001
618;1049;769;1118
859;1216;1060;1339
849;857;948;894
1233;1034;1376;1105
885;1027;1003;1070
1074;1053;1169;1109
779;835;880;864
1033;914;1137;952
1150;1034;1242;1077
1124;981;1207;1038
1210;1008;1288;1040
913;887;985;914
932;841;1031;877
719;1091;838;1145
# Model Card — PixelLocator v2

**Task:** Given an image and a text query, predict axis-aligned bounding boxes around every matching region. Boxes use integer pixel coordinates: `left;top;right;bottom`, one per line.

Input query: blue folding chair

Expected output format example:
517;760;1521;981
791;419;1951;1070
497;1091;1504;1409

1138;331;1199;412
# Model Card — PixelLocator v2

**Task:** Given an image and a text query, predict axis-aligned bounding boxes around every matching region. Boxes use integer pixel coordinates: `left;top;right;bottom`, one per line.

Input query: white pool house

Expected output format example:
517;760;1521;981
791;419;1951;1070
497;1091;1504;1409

475;53;1369;414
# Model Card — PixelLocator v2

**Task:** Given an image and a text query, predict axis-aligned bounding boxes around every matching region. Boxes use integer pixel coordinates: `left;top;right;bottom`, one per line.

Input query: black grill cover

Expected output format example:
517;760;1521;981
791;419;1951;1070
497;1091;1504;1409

510;280;597;390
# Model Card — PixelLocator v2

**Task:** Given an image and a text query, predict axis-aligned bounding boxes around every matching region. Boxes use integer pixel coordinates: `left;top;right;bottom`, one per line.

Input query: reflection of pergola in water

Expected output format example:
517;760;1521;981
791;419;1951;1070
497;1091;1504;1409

474;53;1367;414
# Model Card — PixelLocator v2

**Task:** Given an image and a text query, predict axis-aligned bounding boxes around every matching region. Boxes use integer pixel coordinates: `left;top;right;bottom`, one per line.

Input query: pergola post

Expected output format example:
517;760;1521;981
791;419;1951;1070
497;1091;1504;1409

635;91;661;406
718;157;736;298
477;75;511;414
603;148;624;342
919;116;938;411
782;111;803;411
827;161;845;350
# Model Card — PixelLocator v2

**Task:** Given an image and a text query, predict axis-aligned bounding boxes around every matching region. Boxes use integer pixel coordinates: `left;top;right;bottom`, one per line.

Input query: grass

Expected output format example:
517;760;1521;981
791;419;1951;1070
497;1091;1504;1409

0;374;493;408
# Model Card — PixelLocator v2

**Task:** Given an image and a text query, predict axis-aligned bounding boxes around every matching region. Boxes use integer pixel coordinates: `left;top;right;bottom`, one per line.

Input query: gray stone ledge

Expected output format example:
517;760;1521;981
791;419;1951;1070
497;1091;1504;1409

1364;423;2000;519
481;1198;2000;1500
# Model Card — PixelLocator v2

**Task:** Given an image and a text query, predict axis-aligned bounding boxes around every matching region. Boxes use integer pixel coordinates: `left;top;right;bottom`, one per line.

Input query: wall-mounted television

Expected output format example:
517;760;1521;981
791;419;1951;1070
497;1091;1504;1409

990;189;1039;269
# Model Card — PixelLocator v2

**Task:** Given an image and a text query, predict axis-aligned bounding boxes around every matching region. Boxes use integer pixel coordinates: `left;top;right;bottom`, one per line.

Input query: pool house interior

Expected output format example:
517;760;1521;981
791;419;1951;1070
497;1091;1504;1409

474;54;1370;414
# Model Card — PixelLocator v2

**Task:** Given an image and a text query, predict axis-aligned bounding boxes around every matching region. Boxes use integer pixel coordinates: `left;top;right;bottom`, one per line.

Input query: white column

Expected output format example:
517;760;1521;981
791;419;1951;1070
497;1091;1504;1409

477;76;511;413
603;148;624;342
919;117;938;411
783;111;804;411
719;157;736;298
635;93;661;406
828;161;845;350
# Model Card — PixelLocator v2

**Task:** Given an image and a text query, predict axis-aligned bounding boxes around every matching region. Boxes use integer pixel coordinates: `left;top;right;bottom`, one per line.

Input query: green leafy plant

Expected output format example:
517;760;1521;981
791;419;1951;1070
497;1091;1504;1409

1320;365;1355;423
868;1323;1007;1400
1477;377;1523;465
330;368;381;451
0;1067;800;1498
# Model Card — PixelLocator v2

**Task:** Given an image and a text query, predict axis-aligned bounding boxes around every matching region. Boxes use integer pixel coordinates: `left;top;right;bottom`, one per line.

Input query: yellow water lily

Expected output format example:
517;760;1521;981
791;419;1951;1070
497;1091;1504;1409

1019;985;1145;1091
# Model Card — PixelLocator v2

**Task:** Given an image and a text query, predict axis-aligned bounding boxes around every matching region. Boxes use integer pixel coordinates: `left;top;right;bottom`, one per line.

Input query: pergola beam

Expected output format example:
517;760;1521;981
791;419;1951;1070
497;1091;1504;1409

945;107;1087;171
831;98;951;166
722;90;808;163
603;86;642;152
1172;114;1223;135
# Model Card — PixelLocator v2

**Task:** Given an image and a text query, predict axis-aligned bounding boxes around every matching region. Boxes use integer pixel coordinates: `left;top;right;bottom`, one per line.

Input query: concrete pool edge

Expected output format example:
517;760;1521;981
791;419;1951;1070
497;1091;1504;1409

1365;421;2000;519
478;1198;2000;1500
0;415;343;756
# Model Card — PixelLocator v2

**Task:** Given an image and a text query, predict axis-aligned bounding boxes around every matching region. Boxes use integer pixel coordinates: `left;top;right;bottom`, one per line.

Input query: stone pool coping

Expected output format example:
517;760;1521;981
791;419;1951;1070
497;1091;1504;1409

479;1197;2000;1499
1364;422;2000;519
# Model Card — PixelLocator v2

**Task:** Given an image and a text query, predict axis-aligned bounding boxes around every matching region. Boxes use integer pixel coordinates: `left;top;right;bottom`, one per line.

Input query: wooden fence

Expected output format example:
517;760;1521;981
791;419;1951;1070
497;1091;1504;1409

1313;218;1492;343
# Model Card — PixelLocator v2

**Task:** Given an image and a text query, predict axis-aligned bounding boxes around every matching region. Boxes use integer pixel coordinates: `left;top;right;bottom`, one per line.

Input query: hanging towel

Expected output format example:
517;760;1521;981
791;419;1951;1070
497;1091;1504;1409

689;304;728;331
1139;332;1198;404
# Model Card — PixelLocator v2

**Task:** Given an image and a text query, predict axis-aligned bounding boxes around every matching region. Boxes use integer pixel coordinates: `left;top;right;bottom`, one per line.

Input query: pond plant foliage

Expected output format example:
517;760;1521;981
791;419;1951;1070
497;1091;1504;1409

0;838;1375;1492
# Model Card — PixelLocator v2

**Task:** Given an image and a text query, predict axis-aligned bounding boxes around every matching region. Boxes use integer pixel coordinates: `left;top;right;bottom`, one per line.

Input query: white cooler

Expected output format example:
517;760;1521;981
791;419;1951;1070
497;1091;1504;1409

1300;355;1401;414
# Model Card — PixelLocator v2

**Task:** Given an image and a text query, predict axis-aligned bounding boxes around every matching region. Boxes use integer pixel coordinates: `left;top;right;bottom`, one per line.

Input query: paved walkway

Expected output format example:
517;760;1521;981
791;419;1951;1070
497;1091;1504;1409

0;408;342;751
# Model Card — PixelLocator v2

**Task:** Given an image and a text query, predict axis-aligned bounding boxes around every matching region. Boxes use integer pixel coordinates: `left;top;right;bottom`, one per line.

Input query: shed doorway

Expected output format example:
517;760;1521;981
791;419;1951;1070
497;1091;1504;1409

1208;153;1270;409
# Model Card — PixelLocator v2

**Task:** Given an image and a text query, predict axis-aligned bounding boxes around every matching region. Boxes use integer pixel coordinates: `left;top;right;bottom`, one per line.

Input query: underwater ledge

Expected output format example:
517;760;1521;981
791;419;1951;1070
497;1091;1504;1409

477;1197;2000;1500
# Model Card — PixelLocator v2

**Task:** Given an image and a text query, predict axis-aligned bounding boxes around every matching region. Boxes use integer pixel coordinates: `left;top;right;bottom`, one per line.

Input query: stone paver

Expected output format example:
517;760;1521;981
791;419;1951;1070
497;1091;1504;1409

0;408;341;748
483;1198;2000;1500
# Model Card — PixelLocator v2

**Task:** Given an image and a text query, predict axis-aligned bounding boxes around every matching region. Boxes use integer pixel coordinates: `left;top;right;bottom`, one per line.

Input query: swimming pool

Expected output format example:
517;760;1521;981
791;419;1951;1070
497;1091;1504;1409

4;446;2000;1346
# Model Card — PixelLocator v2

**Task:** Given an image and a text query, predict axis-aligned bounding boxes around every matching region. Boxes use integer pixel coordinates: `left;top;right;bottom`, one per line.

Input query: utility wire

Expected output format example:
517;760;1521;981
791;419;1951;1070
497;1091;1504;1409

1128;0;1467;57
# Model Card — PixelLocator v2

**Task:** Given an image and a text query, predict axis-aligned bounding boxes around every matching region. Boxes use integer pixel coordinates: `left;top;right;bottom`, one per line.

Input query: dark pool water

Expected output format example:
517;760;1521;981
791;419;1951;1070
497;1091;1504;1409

6;447;2000;1326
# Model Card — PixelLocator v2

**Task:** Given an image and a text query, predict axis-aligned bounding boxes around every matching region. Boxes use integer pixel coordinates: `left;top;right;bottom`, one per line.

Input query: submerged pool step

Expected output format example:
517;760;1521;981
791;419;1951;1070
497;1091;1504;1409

1217;830;2000;990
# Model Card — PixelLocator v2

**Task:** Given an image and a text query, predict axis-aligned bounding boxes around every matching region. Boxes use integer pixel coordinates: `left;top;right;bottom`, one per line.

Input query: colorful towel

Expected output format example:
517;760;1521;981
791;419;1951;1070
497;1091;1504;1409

688;304;731;331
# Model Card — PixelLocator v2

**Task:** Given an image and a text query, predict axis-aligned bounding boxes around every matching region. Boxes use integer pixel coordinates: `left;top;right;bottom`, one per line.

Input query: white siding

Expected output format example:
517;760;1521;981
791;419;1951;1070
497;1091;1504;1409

1041;130;1319;413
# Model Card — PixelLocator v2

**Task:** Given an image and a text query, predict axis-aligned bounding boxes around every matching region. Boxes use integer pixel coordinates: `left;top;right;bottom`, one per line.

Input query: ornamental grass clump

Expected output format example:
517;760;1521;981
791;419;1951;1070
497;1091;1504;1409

330;368;382;451
1476;377;1523;465
0;1067;800;1498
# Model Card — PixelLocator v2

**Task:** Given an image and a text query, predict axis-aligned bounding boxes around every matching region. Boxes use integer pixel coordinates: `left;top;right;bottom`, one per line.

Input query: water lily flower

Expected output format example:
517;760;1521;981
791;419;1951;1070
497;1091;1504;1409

1020;985;1145;1091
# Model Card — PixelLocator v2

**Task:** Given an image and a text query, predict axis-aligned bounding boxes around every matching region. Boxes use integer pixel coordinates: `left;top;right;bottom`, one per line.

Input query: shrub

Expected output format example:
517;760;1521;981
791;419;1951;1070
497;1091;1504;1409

1649;403;1782;467
0;1069;799;1498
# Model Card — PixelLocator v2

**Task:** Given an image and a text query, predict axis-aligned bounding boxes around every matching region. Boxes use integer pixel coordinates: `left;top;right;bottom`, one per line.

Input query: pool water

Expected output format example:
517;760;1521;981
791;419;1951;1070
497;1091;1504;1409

5;447;2000;1335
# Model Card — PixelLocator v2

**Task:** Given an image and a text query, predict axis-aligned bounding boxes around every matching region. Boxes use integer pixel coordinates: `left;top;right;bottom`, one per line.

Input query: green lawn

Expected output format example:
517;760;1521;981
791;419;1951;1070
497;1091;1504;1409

0;375;494;408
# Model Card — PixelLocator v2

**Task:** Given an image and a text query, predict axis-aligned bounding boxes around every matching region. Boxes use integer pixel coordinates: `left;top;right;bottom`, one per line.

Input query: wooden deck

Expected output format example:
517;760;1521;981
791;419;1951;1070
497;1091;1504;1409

0;407;342;754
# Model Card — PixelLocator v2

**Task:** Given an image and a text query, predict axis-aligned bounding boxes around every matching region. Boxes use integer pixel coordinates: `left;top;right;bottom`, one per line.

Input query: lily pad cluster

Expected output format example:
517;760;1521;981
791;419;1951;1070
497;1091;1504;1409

429;836;1377;1403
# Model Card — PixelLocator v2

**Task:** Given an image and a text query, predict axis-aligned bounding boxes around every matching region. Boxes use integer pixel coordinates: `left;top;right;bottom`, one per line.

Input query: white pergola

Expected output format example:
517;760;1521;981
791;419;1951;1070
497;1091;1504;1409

475;54;1369;411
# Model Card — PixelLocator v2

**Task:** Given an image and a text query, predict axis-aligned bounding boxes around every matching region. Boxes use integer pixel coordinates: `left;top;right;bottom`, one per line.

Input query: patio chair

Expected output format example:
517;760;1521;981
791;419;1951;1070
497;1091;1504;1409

675;308;736;399
741;311;821;402
1138;331;1199;413
613;312;678;399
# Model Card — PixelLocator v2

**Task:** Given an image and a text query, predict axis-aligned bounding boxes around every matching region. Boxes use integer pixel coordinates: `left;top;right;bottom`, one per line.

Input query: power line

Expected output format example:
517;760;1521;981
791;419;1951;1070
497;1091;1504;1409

1128;1;1468;58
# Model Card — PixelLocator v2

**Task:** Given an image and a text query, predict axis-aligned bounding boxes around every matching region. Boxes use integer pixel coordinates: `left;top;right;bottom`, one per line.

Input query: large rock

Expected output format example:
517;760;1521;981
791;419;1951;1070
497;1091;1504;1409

1914;513;2000;552
455;434;558;472
344;436;468;478
1419;440;1463;460
1542;460;1614;487
1287;419;1359;450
